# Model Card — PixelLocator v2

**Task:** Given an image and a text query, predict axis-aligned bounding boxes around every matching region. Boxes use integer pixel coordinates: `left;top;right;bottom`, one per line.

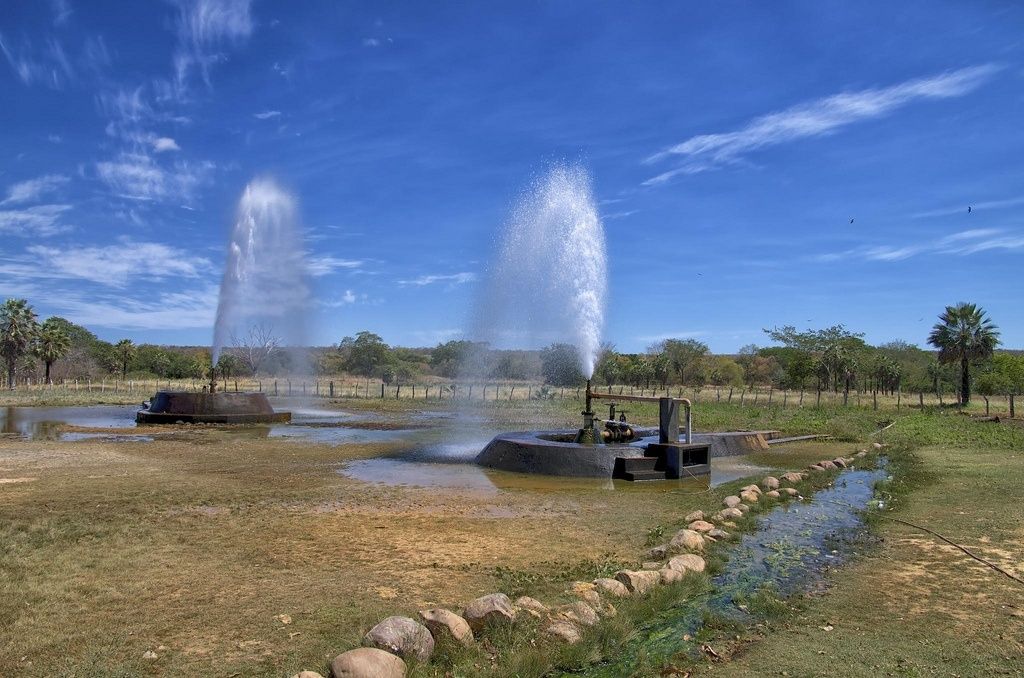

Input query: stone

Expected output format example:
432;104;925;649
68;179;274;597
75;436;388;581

809;464;825;471
291;672;324;678
719;507;743;520
363;616;434;662
647;544;669;560
855;451;867;458
833;457;848;469
739;490;759;504
143;651;158;660
780;472;804;484
688;520;715;533
737;503;751;513
780;487;799;497
576;588;603;609
669;529;705;552
418;608;473;647
515;596;549;619
556;600;600;627
723;495;742;508
614;569;661;595
708;528;730;539
765;490;781;499
740;484;763;495
684;510;704;523
760;476;780;490
545;620;582;644
660;567;684;584
872;442;883;449
331;648;407;678
642;561;662;570
462;593;516;632
667;554;706;573
593;577;630;598
819;460;838;470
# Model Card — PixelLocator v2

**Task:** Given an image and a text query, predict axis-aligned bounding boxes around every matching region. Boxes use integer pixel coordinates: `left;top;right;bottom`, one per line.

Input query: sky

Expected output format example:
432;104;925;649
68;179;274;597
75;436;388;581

1;0;1022;353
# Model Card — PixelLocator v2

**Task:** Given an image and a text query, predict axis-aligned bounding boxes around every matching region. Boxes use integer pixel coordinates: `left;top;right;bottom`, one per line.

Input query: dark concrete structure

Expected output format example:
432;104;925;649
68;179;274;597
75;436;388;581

475;429;650;478
136;391;291;424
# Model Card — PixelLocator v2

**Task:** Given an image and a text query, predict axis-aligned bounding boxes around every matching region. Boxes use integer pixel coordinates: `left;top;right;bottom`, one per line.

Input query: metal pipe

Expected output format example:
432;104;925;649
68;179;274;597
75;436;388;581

588;388;693;444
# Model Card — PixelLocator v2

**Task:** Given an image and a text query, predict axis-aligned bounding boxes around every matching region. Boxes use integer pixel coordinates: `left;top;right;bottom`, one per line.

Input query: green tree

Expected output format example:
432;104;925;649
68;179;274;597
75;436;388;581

539;343;585;386
338;331;393;378
593;344;621;387
114;339;136;379
430;340;477;378
1;299;39;389
708;356;744;387
35;318;71;383
927;302;1000;405
657;338;710;386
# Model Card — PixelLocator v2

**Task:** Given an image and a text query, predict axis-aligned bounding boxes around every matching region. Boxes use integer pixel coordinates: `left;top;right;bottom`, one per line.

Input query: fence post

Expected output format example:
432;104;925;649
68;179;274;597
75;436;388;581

274;380;278;395
768;388;773;406
782;391;788;408
740;390;745;405
728;388;733;403
329;381;334;397
1010;394;1016;418
872;390;877;411
816;388;821;407
380;383;385;398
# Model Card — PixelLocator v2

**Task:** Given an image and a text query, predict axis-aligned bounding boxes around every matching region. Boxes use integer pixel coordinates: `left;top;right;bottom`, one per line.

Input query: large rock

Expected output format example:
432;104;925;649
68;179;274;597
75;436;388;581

688;520;716;533
723;495;742;508
556;601;600;627
719;507;743;520
684;510;704;523
809;464;825;472
855;451;867;458
780;472;804;484
760;476;780;490
614;569;660;595
462;593;517;632
819;460;838;470
737;503;751;513
765;490;781;499
514;596;549;618
363;616;434;662
660;567;684;584
780;487;799;497
545;620;582;644
832;457;848;469
667;554;706;573
740;484;762;495
708;528;730;539
872;442;883;449
669;529;705;552
739;490;759;504
291;672;324;678
647;544;669;560
593;578;630;598
331;648;407;678
418;608;473;647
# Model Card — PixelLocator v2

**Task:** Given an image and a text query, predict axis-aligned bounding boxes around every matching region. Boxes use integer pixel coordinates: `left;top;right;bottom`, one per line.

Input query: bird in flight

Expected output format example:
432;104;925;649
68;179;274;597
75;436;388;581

849;218;855;224
968;206;972;213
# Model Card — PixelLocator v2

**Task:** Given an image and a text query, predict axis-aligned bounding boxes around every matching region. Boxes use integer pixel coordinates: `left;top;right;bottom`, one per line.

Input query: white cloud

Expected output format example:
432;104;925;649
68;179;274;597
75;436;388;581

174;0;254;89
306;256;363;277
2;174;69;205
813;228;1024;263
362;38;381;47
47;134;63;143
644;64;1001;185
253;110;281;119
398;272;477;286
25;239;211;287
55;285;219;330
152;136;181;152
0;31;74;89
95;152;213;202
0;204;72;236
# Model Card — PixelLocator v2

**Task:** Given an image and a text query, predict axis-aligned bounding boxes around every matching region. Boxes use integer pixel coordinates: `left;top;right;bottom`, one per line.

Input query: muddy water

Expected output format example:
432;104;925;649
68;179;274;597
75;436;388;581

575;464;887;676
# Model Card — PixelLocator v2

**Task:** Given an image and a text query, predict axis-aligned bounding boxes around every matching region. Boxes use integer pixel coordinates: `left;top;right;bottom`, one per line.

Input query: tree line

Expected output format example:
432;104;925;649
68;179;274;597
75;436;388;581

2;297;1016;404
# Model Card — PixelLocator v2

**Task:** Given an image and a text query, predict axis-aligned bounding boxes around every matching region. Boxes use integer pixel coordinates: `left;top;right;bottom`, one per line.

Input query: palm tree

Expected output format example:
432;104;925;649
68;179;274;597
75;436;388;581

35;318;71;384
0;299;39;389
115;339;136;379
928;302;1000;405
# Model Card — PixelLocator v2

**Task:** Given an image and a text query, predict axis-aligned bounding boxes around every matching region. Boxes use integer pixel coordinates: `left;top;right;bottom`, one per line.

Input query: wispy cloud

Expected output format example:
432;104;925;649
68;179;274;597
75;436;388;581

153;137;181;152
813;228;1024;263
911;195;1024;219
398;272;477;286
0;204;72;236
306;255;364;277
95;152;213;202
0;31;75;89
2;174;69;205
24;239;211;287
55;285;219;330
253;110;281;120
173;0;254;90
644;64;1001;185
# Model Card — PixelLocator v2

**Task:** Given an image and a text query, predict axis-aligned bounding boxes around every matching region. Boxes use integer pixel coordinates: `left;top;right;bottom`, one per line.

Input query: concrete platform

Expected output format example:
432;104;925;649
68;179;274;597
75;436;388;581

136;391;291;424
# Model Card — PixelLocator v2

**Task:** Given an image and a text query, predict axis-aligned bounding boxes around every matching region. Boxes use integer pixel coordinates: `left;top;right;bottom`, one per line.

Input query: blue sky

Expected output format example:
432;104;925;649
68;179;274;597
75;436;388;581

1;0;1022;352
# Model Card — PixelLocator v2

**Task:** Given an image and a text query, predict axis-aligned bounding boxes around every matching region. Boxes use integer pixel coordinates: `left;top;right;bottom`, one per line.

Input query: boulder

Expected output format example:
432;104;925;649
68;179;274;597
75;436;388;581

331;648;407;678
684;510;705;523
855;451;867;458
545;620;582;644
462;593;516;632
647;544;669;560
660;567;684;584
832;457;848;469
765;490;781;499
760;476;780;490
708;528;730;539
418;608;473;647
515;596;549;618
780;472;804;484
667;554;706;573
556;601;600;627
363;616;434;662
809;464;825;472
872;442;883;449
723;495;742;508
737;503;751;513
739;490;759;504
688;520;716;533
719;507;743;520
819;460;837;470
740;484;763;495
780;487;799;497
614;569;660;595
291;672;324;678
593;578;630;598
669;529;705;552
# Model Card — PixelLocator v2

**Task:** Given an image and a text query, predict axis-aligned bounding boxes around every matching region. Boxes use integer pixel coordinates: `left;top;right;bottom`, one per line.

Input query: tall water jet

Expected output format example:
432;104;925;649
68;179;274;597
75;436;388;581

211;178;310;368
471;162;608;377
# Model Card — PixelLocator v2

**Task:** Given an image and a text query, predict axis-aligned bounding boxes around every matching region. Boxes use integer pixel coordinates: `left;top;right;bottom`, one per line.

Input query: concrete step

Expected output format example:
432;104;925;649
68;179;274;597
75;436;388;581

623;469;668;482
618;456;659;472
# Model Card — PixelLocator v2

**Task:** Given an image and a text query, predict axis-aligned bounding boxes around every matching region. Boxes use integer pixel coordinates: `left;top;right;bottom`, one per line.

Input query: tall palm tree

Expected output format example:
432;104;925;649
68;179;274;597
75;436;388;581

928;302;1000;405
0;299;39;389
115;339;136;379
35;318;71;384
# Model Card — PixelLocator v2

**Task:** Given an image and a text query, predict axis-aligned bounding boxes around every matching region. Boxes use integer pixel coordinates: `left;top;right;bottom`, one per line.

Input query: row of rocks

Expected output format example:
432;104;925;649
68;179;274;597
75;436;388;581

296;447;879;677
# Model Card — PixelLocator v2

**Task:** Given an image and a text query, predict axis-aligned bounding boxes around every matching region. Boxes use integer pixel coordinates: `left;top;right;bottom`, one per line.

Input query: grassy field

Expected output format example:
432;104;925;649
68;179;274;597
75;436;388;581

1;397;1022;676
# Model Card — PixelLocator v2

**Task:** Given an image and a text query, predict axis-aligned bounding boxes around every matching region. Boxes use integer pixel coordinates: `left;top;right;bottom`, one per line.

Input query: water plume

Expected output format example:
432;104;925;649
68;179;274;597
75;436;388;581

211;178;310;367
